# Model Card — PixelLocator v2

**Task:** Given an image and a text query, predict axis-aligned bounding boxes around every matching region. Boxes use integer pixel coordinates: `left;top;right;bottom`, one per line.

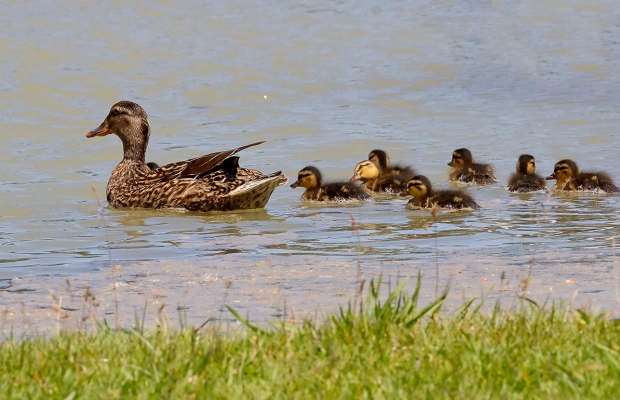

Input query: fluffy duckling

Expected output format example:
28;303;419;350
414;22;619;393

146;162;160;170
546;159;620;193
350;160;410;194
401;175;480;210
291;166;373;202
447;148;497;184
368;149;415;181
507;154;548;193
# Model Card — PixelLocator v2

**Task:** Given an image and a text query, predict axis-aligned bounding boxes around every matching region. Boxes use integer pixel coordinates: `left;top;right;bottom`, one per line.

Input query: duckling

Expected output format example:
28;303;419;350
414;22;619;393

401;175;480;210
349;160;410;194
146;162;160;170
447;148;497;184
291;166;373;202
367;149;415;181
507;154;548;193
546;159;620;193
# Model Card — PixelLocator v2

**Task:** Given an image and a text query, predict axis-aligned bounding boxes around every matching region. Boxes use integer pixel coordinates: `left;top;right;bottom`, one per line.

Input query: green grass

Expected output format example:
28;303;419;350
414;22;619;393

1;275;619;399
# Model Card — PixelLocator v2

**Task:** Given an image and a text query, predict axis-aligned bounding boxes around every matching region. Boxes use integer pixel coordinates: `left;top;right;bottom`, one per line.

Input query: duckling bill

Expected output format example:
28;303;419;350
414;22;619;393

507;154;547;193
447;148;497;185
291;166;373;202
401;175;480;210
546;159;619;193
86;101;287;212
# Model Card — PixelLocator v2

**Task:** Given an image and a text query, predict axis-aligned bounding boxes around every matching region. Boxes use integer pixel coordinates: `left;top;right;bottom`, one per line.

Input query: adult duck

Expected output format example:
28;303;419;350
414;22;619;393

86;101;287;211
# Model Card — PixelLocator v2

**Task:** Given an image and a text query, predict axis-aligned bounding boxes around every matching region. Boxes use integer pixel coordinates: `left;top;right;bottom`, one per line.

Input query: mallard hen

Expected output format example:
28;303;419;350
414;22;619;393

447;148;497;185
401;175;479;210
507;154;547;193
86;101;287;211
546;159;619;193
290;166;373;202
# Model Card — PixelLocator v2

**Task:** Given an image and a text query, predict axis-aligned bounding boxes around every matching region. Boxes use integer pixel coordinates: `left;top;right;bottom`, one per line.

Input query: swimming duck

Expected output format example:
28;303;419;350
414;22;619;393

447;148;497;184
401;175;480;210
86;101;287;212
291;166;373;202
507;154;548;193
368;149;415;181
350;159;411;194
545;159;619;193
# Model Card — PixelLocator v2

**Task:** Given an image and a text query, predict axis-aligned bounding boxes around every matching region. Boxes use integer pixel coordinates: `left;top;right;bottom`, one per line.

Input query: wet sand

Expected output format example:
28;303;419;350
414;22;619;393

2;250;618;337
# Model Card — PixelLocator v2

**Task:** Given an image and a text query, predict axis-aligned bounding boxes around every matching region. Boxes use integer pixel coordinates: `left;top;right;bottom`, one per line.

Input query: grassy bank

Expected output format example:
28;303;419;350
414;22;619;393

1;276;619;399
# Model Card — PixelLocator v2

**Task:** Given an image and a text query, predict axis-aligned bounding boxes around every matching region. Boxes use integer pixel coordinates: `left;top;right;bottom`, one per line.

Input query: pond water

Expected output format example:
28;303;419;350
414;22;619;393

1;1;620;330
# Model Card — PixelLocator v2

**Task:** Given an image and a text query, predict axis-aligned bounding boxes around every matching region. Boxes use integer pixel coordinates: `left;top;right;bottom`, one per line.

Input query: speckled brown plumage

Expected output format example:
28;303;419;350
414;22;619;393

402;175;479;210
87;101;287;212
447;148;497;185
290;166;373;203
546;159;619;193
507;154;548;193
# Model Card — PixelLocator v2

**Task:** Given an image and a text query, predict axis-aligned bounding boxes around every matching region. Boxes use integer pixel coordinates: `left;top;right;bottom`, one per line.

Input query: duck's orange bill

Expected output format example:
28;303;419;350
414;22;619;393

86;121;110;138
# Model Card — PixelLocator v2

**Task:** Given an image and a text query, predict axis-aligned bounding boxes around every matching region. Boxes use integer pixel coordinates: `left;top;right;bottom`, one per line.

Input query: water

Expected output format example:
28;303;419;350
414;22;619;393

1;1;620;328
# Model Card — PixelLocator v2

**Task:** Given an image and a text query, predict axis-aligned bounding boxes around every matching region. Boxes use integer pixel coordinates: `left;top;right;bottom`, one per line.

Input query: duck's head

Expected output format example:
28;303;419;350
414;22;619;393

517;154;536;175
368;149;389;171
546;159;579;182
350;160;379;182
400;175;432;197
290;166;322;189
87;101;150;162
448;148;473;168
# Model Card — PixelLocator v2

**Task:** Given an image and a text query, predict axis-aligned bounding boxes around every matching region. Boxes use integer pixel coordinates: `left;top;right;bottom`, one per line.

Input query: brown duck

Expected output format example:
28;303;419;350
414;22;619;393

447;148;497;185
401;175;480;210
291;166;373;202
546;159;619;193
86;101;287;211
507;154;547;193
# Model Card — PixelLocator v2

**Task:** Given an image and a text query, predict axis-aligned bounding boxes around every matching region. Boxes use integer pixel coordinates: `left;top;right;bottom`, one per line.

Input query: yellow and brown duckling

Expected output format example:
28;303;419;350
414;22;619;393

507;154;548;193
86;101;287;212
401;175;480;210
545;159;620;193
291;166;373;202
447;148;497;185
368;149;416;181
350;154;414;194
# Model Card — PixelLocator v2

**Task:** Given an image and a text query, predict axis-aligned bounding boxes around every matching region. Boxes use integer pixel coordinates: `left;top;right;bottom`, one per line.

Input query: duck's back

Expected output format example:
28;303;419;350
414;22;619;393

576;171;620;193
385;163;415;181
430;190;480;210
451;163;496;185
312;181;373;202
507;173;548;193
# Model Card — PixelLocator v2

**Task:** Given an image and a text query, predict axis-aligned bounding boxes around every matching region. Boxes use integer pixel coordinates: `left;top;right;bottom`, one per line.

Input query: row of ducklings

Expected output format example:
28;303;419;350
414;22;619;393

288;149;620;210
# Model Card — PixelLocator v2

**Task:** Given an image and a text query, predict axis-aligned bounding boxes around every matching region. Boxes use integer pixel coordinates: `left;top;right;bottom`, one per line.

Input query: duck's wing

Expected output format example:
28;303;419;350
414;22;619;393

153;141;265;181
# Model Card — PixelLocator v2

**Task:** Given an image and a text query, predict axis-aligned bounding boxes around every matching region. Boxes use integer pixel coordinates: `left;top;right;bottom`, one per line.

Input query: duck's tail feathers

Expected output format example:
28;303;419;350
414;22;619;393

221;172;287;210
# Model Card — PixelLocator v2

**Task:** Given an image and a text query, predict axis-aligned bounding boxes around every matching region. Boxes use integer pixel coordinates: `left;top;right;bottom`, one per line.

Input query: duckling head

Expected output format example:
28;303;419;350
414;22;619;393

290;166;322;189
448;148;473;167
350;160;379;183
400;175;432;198
546;159;579;182
368;149;390;171
516;154;536;175
87;101;151;162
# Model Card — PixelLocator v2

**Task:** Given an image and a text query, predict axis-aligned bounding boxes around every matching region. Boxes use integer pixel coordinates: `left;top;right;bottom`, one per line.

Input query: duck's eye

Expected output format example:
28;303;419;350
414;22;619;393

112;109;120;116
